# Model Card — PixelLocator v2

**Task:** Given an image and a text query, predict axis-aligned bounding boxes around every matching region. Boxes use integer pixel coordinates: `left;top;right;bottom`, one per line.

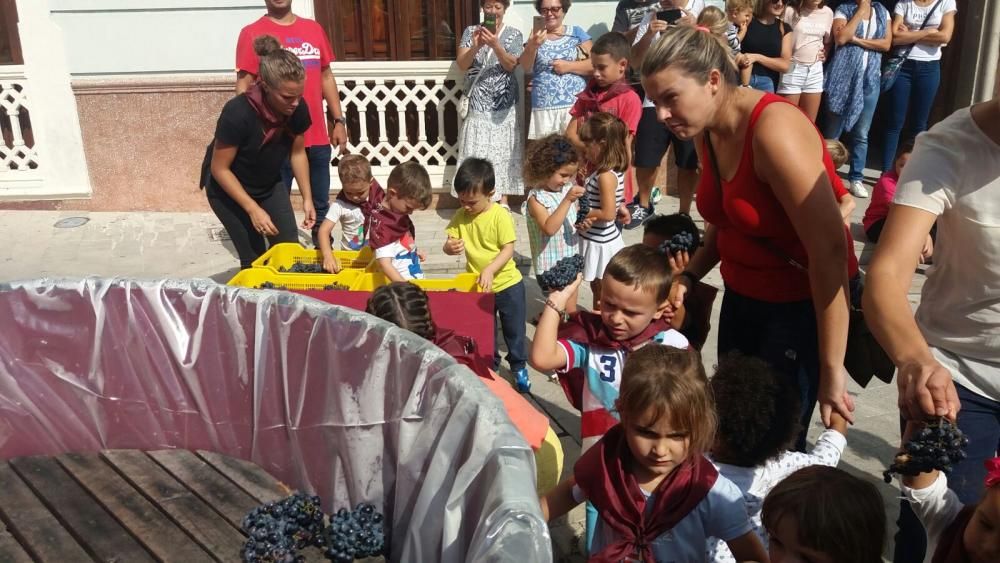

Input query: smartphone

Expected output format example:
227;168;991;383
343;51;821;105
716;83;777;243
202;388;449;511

656;8;683;24
532;15;545;34
483;13;497;34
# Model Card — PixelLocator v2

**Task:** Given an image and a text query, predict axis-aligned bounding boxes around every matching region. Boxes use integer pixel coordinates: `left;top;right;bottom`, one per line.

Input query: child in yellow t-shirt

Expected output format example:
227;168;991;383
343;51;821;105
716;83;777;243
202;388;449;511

443;157;529;393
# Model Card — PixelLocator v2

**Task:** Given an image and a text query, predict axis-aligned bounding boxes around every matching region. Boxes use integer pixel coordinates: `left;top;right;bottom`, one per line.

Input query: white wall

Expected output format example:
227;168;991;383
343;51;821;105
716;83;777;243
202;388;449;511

47;0;314;76
47;0;729;77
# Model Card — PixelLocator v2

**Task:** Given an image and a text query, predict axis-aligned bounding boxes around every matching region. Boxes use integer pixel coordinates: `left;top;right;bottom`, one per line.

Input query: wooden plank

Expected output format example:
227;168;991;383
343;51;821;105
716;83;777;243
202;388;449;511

147;450;261;530
195;451;289;504
0;516;33;563
58;452;214;563
9;456;155;562
0;463;90;561
101;450;246;562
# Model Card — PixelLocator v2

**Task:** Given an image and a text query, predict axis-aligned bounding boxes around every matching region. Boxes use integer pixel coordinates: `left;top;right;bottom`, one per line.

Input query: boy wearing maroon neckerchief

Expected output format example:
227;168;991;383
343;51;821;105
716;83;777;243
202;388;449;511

235;0;349;243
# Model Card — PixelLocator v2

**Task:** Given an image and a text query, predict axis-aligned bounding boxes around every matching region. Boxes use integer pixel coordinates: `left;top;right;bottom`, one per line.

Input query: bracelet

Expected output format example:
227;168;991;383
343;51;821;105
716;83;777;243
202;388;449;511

677;271;699;286
544;298;564;315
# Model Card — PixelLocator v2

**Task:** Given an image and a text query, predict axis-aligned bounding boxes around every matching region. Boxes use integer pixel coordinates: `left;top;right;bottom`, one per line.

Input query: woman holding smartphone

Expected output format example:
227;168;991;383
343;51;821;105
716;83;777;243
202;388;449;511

454;0;525;209
521;0;593;140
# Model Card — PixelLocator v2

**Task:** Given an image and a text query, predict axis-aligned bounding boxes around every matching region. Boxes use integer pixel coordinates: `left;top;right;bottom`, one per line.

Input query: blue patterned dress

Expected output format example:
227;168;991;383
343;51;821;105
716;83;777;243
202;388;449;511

528;25;590;139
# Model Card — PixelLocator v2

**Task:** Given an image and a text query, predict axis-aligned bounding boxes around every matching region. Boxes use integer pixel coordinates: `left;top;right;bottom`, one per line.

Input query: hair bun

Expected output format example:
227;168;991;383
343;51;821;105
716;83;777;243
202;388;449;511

253;35;283;58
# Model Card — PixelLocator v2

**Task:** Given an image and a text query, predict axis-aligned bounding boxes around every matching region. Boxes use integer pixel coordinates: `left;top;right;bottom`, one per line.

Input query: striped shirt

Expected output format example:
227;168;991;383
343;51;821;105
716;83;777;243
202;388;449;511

726;22;742;55
580;169;625;244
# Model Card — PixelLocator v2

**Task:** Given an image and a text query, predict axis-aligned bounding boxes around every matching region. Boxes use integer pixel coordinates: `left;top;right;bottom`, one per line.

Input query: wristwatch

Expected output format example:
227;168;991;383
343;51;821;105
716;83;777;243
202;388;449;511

329;114;347;126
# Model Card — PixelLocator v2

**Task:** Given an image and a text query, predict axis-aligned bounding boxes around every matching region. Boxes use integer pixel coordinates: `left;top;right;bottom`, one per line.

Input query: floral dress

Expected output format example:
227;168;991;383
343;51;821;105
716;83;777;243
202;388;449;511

528;25;590;139
454;24;525;199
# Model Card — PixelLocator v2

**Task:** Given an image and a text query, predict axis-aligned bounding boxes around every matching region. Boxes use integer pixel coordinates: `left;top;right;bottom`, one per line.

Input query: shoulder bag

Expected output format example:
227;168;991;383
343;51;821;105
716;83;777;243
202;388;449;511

881;0;945;92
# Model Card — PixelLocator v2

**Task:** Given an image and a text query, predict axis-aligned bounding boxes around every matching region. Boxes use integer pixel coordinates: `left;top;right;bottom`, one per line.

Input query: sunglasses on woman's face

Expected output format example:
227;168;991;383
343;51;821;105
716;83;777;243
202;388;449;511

539;6;563;14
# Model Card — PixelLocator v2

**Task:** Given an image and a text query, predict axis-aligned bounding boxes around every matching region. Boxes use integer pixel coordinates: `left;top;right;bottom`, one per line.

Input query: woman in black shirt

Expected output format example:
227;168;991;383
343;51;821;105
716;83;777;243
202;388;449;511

208;35;316;268
738;0;792;92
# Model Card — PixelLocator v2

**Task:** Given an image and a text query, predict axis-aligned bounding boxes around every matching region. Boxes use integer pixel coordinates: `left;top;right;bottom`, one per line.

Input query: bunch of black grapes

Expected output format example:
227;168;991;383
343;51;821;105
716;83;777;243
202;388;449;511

279;262;326;273
240;495;386;562
658;231;697;256
241;493;325;562
258;282;286;290
320;503;386;562
883;418;969;483
538;254;584;292
575;196;591;226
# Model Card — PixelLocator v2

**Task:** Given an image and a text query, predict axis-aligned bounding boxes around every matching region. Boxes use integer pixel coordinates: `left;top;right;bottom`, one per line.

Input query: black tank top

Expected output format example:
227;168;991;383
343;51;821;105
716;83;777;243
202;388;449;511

741;18;788;86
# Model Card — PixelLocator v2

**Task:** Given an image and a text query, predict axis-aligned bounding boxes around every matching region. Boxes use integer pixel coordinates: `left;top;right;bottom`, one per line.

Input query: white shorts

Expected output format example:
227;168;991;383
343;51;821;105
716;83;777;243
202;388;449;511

581;235;625;282
778;61;825;95
528;107;574;140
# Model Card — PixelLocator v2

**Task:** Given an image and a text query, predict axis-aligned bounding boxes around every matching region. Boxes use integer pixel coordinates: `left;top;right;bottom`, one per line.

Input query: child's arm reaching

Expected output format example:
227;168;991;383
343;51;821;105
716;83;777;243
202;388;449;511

726;531;769;563
476;242;514;292
540;476;580;522
565;117;585;152
376;257;407;283
318;219;341;273
527;186;586;236
529;274;583;372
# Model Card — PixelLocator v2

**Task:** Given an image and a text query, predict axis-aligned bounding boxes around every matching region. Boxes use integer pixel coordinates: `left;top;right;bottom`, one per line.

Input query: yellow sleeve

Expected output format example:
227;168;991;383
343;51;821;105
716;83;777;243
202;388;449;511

496;206;517;246
445;211;463;239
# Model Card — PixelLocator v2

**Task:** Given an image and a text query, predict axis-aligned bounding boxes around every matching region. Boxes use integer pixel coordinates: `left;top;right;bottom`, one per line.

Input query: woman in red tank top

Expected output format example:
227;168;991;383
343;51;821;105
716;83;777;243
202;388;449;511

639;26;857;439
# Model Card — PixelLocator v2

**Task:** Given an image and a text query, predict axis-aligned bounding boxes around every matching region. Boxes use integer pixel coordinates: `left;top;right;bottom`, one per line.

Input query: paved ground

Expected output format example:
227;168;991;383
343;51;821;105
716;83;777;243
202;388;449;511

0;173;924;561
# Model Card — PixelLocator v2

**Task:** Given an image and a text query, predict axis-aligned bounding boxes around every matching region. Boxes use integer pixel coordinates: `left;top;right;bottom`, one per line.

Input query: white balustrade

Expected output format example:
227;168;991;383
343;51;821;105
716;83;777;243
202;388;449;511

330;60;465;191
0;66;41;177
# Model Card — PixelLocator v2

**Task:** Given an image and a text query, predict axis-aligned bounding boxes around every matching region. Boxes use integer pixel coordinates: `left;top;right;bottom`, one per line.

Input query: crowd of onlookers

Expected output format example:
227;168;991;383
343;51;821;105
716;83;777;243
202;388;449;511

200;1;999;562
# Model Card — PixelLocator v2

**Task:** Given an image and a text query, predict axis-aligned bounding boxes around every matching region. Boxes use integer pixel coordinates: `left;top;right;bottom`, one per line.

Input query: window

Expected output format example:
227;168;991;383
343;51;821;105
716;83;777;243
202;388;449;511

0;0;22;65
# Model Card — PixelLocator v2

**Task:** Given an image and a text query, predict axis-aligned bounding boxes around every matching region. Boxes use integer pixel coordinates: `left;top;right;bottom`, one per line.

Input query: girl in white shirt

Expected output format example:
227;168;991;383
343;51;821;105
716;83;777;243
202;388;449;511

777;0;834;122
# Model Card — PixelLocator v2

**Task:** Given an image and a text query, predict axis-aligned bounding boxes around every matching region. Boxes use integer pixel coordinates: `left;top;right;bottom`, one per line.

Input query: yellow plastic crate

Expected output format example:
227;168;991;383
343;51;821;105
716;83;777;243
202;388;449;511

349;272;481;292
251;243;373;273
226;267;362;290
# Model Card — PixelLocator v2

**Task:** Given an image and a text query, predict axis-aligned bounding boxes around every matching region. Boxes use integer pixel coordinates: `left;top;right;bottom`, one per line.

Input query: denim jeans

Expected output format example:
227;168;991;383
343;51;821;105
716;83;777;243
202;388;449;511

493;280;528;372
281;144;333;224
718;288;819;452
894;382;1000;562
824;85;880;183
881;59;941;172
749;73;776;93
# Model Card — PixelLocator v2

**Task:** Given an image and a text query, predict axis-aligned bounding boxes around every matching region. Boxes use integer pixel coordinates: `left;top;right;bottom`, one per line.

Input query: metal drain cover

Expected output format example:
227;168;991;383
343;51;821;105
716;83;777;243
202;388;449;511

54;217;89;229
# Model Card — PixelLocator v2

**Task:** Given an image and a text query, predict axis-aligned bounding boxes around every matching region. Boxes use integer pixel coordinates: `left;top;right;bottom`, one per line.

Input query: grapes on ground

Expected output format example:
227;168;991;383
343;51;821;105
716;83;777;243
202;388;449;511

241;494;386;562
241;492;325;562
538;254;584;292
320;503;386;562
883;418;969;483
658;231;696;256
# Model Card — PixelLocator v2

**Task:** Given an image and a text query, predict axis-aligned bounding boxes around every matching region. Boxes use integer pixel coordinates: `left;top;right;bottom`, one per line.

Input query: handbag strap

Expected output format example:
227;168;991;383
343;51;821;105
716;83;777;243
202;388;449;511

704;133;809;272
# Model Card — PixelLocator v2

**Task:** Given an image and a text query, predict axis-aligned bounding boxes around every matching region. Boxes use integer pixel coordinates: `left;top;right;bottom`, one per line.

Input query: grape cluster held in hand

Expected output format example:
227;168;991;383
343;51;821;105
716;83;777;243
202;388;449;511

658;231;696;256
574;196;591;226
883;418;970;483
538;254;584;292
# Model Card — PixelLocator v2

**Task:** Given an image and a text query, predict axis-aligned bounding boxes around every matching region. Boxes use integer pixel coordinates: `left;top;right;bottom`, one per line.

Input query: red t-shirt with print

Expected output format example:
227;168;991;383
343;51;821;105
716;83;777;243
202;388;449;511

236;16;335;148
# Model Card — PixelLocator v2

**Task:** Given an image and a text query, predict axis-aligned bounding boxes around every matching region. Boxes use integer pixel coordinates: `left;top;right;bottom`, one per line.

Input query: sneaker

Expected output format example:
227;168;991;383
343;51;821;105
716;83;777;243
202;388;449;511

849;180;870;198
650;186;663;204
623;203;654;230
514;368;531;393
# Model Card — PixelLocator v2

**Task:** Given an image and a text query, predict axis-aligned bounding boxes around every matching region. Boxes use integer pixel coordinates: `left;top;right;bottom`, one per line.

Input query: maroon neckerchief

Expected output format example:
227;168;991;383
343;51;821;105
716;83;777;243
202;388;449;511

337;178;386;235
433;327;492;380
244;82;290;146
932;505;975;563
556;312;671;410
575;425;718;563
367;204;414;249
574;78;635;120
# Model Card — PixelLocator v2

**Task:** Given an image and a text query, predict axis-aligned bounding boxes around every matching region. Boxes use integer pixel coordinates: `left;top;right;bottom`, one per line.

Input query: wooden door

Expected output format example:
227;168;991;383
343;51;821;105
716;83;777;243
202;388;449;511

315;0;478;61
